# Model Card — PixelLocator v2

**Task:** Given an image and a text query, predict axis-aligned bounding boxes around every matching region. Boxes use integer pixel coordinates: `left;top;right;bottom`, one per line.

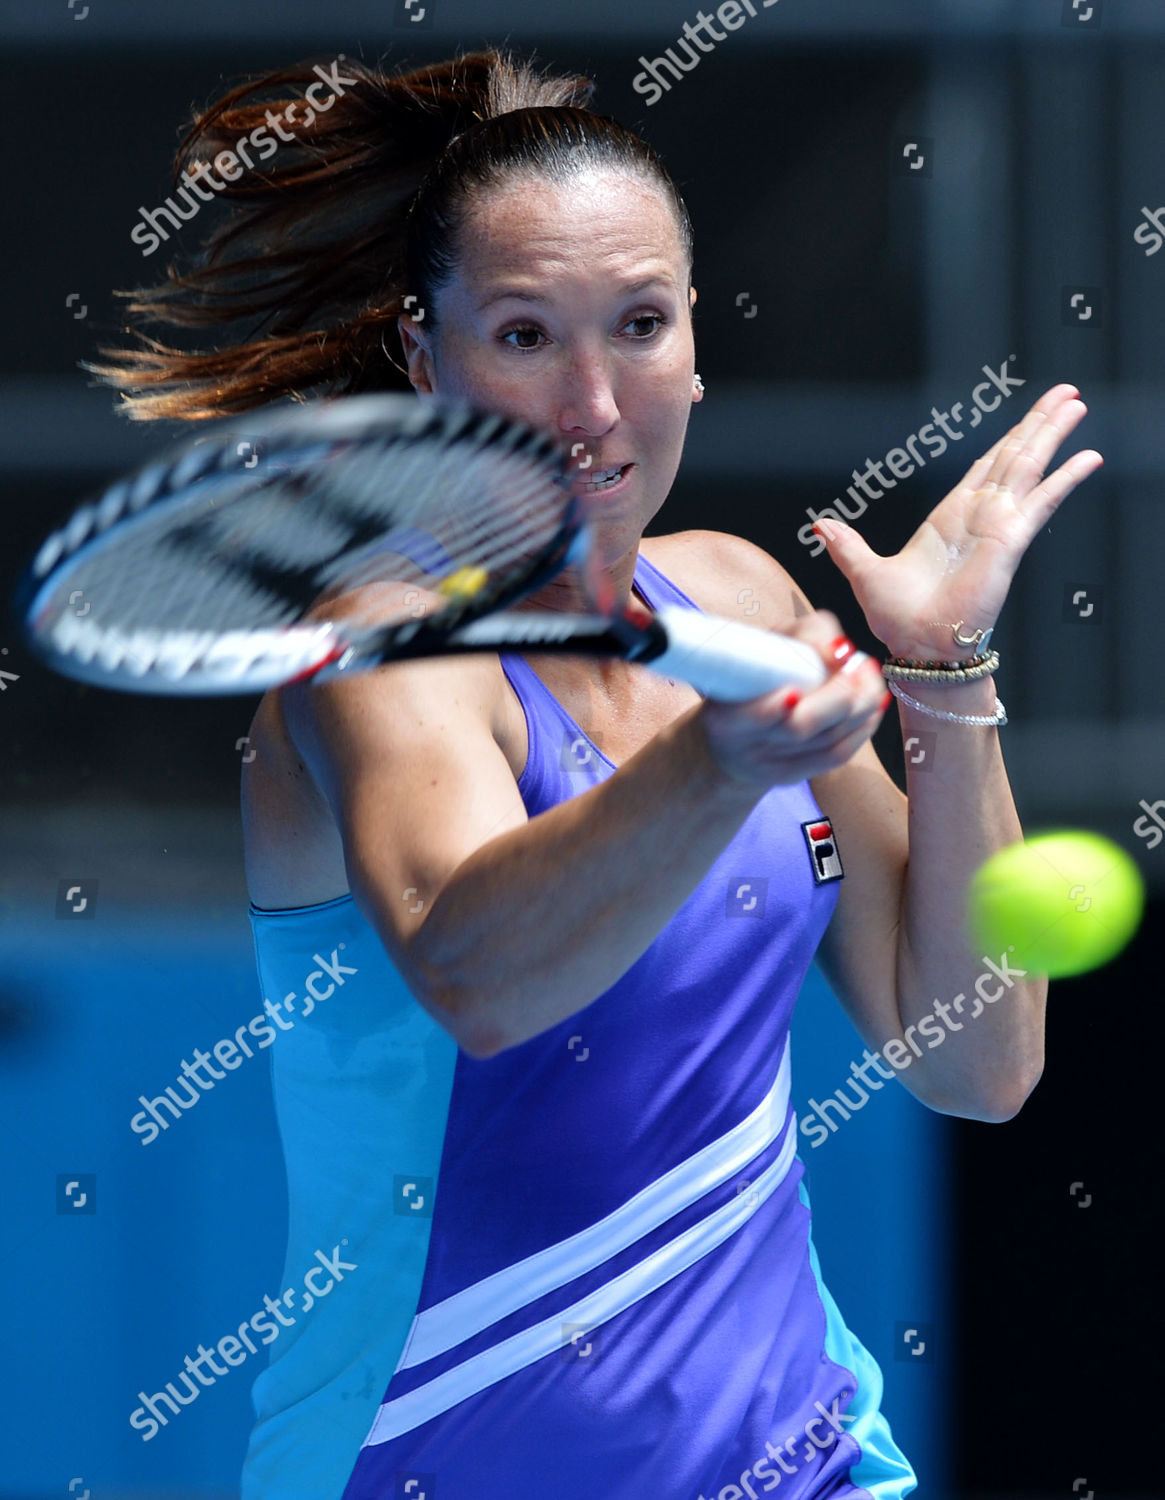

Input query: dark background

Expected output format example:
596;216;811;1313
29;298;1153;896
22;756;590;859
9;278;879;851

2;2;1162;1497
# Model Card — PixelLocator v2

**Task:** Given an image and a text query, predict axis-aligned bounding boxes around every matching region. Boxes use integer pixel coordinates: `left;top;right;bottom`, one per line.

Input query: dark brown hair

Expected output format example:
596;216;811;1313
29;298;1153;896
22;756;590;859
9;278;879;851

85;47;695;422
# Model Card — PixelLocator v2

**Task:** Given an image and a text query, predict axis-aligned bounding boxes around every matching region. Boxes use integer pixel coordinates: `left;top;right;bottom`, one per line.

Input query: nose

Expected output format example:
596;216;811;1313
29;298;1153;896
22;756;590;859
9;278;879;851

554;346;620;440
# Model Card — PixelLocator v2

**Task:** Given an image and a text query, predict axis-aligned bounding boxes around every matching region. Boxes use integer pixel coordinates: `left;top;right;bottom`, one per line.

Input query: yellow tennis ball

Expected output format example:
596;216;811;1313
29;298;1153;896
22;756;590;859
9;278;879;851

967;831;1144;978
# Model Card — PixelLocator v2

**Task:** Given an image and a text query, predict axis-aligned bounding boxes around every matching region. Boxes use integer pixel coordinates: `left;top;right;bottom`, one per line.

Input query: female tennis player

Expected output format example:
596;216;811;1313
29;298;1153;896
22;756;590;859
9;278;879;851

89;46;1101;1500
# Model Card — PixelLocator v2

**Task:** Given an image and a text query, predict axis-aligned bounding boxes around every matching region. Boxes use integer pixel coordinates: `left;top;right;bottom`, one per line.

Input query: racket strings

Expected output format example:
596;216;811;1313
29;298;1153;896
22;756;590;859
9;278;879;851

38;434;572;640
171;437;563;579
305;443;571;607
22;395;588;691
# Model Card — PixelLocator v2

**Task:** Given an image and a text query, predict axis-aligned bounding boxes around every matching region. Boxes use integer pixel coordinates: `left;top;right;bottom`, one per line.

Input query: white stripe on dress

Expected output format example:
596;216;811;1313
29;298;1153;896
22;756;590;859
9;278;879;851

398;1036;792;1370
361;1068;800;1447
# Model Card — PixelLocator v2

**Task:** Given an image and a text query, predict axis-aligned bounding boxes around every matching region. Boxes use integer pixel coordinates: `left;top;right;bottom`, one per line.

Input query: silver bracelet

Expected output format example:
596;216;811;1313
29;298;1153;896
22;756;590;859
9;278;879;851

886;677;1008;726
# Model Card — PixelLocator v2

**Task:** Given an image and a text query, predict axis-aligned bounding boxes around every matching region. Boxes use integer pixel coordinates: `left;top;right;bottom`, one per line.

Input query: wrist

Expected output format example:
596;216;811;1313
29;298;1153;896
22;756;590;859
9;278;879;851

889;673;998;713
881;619;996;664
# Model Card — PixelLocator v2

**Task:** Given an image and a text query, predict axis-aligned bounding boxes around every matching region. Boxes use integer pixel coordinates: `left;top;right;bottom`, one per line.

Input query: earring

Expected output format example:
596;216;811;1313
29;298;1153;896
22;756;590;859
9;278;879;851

693;373;705;397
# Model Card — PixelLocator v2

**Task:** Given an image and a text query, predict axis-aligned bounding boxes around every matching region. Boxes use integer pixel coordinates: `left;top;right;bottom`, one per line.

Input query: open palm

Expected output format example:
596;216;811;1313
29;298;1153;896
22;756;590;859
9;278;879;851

816;384;1104;660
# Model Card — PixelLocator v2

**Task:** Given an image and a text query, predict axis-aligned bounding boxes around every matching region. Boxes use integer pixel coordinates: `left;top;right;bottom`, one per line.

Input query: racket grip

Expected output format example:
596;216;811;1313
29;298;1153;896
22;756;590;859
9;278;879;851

649;605;828;700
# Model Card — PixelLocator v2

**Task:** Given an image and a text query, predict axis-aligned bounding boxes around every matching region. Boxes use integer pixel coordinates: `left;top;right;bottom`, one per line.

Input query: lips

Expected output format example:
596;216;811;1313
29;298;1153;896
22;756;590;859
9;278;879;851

572;462;633;497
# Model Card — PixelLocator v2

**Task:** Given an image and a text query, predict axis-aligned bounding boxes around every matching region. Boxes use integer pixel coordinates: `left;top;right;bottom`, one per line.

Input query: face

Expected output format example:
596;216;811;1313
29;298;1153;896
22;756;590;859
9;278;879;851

398;167;699;582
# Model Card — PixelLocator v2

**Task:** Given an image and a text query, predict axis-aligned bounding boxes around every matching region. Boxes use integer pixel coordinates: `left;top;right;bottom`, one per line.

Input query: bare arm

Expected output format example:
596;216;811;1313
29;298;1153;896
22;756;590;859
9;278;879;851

414;703;765;1054
282;606;886;1059
805;385;1102;1120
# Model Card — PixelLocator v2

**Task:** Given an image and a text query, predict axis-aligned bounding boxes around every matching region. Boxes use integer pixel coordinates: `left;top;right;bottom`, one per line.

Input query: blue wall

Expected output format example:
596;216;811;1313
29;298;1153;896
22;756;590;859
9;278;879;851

1;913;286;1498
0;915;946;1497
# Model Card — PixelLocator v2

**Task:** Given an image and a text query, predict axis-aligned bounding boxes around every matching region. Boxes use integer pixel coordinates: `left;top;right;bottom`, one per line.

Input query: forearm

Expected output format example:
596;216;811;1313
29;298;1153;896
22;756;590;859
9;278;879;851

418;705;764;1056
892;676;1047;1119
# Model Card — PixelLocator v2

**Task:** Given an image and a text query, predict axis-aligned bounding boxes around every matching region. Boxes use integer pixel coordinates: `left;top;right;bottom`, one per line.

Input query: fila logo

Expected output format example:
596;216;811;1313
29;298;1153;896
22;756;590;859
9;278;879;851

802;818;844;884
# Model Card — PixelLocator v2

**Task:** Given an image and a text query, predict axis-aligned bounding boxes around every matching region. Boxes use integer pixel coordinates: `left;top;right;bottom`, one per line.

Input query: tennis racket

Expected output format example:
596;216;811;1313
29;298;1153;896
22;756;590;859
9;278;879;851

15;393;827;699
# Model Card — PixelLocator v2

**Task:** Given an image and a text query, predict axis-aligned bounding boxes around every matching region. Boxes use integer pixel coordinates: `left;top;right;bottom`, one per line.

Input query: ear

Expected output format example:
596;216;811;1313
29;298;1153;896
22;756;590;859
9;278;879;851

396;313;437;395
689;285;697;310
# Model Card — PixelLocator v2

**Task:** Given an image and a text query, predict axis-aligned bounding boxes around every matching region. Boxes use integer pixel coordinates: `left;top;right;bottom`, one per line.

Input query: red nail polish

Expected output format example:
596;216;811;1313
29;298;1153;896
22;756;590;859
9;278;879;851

781;689;801;712
880;690;892;711
831;636;856;664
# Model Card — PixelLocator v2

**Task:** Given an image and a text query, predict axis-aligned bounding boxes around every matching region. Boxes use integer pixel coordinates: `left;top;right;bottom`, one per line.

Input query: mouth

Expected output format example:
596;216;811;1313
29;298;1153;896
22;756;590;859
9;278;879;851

571;462;633;498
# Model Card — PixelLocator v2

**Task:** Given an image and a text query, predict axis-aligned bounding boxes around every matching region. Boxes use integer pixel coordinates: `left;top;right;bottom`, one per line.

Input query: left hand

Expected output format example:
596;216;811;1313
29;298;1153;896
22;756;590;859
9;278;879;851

813;383;1104;660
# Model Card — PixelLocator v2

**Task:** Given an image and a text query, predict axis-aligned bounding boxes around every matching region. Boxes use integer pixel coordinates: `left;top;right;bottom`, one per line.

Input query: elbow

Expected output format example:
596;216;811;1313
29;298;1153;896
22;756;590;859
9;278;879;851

981;1063;1044;1122
406;922;507;1060
933;1062;1044;1123
406;918;541;1060
987;1045;1046;1121
452;1007;508;1060
427;976;509;1060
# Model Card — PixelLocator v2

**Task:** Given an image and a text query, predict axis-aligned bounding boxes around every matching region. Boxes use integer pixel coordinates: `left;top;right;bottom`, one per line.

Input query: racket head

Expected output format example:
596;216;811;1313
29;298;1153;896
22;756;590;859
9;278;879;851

16;394;603;696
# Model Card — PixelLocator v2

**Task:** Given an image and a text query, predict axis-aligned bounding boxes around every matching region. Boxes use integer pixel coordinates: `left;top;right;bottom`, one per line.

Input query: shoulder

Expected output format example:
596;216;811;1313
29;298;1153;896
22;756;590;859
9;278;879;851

643;529;812;634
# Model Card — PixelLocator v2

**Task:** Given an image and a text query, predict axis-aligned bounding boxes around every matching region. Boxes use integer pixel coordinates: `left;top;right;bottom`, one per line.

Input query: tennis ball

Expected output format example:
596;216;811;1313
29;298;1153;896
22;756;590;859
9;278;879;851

967;831;1144;978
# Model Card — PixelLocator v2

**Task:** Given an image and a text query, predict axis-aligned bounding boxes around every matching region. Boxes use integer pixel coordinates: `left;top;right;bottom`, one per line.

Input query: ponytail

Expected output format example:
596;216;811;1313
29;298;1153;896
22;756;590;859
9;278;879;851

85;47;693;422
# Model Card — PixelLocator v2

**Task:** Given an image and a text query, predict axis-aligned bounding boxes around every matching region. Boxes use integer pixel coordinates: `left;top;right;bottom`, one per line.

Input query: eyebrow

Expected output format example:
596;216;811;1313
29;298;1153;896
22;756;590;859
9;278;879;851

476;275;676;311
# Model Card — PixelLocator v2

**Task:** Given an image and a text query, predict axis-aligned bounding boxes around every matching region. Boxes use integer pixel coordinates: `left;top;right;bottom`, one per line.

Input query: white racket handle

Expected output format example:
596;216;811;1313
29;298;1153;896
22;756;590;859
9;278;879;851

649;604;828;700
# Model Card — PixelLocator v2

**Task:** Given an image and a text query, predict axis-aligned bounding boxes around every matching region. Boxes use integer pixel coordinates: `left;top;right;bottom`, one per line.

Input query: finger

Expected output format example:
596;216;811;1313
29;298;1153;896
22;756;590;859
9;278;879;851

779;699;887;776
785;611;890;685
1012;447;1104;529
783;608;848;671
706;663;888;784
985;389;1087;496
945;386;1078;505
728;644;876;736
997;400;1088;496
984;413;1093;525
976;387;1076;487
953;444;1004;499
780;648;885;737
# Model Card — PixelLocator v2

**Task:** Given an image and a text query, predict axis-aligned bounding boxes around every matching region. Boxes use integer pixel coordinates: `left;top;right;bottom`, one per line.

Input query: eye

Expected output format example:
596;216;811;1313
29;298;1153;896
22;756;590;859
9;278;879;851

622;312;666;339
499;325;546;351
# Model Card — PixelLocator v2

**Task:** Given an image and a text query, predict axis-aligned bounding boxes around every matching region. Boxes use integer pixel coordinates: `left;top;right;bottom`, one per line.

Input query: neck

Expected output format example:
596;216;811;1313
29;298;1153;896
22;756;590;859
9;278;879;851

516;541;642;616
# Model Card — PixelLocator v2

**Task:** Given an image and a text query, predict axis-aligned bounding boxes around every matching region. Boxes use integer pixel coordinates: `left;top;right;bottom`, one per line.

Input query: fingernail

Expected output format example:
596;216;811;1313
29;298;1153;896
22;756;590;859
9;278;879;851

881;690;892;710
839;649;871;675
781;689;801;712
831;636;856;664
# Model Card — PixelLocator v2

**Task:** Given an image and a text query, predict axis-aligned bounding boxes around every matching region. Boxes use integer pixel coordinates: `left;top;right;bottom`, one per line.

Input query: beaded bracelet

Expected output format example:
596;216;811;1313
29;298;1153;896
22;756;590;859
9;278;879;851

882;649;1000;684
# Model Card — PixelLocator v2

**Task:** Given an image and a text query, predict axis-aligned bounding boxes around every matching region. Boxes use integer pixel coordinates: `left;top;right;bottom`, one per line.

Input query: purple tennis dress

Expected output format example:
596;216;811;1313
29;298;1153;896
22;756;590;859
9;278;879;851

242;547;916;1498
332;549;915;1498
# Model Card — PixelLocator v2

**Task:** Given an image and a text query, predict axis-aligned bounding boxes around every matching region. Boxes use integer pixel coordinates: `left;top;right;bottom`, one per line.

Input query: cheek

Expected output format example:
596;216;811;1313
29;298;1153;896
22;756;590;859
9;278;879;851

632;407;694;483
435;338;532;409
645;373;696;428
427;309;506;388
427;326;474;397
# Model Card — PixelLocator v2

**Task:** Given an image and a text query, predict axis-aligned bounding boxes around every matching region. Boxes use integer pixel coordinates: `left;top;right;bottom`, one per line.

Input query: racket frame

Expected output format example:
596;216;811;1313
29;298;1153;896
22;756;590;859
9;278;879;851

15;395;601;695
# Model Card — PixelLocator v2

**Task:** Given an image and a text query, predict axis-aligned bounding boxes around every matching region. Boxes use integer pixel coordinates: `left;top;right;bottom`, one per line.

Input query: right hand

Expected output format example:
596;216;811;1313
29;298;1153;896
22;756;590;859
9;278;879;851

695;609;889;790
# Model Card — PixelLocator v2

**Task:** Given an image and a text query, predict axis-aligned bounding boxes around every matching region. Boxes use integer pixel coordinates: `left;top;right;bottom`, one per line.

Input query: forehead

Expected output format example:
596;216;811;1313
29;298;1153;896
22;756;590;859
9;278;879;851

453;167;686;289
